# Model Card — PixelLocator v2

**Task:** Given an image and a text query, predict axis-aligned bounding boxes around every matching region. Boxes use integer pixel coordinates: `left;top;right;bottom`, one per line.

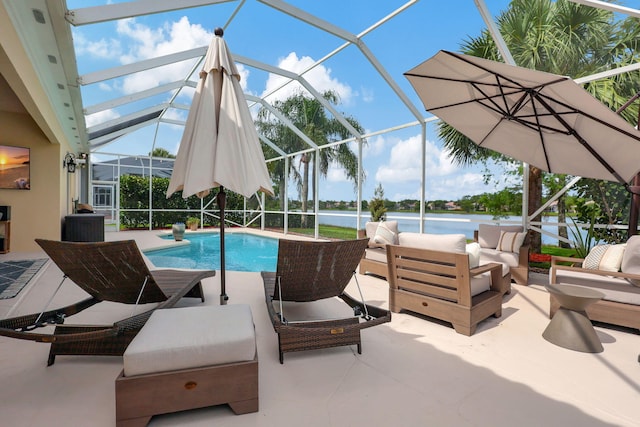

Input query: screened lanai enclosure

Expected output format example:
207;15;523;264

12;0;640;242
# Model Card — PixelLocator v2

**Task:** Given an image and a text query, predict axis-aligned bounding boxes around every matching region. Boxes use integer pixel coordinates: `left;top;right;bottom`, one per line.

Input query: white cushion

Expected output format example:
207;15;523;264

373;221;399;245
477;224;523;249
470;273;492;296
496;231;526;253
466;242;481;268
364;221;381;248
621;235;640;286
583;244;626;272
398;233;466;253
363;247;387;262
123;304;256;377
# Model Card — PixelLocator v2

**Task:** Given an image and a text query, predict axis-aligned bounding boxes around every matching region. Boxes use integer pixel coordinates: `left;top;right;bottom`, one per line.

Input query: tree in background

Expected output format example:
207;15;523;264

256;90;364;226
149;148;175;158
437;0;639;253
369;183;387;222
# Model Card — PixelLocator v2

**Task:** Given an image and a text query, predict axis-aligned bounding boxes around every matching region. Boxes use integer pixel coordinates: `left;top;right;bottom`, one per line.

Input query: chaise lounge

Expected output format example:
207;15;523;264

262;238;391;363
0;239;215;365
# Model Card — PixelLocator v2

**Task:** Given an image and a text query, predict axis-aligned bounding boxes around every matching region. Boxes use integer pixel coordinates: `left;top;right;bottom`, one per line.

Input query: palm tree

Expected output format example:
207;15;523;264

438;0;638;253
256;90;364;226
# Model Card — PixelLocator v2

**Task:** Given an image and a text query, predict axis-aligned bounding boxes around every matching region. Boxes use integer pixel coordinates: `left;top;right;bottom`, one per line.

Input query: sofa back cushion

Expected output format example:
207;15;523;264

621;235;640;286
478;224;523;249
399;233;466;254
466;242;481;268
496;231;527;253
365;221;382;248
584;244;625;272
373;221;399;245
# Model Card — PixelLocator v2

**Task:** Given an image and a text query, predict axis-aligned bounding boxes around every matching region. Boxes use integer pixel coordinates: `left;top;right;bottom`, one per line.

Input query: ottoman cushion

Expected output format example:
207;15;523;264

124;304;255;377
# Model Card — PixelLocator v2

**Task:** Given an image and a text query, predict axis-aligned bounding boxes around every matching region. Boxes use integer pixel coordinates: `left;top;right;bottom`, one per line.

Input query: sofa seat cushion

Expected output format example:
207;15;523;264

398;232;466;253
479;248;516;274
552;269;640;305
363;247;387;263
470;273;492;297
123;304;256;377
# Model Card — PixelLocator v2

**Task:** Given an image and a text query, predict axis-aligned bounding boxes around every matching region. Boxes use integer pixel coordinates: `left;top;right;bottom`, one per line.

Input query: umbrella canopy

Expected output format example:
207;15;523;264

404;50;640;185
167;28;273;304
167;29;273;199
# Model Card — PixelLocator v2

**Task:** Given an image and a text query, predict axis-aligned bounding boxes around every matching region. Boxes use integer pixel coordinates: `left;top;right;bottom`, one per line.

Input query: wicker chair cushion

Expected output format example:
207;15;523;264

123;305;255;377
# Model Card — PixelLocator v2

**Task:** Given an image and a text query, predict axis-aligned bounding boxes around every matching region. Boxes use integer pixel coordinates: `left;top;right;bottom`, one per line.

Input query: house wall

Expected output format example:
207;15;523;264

0;110;68;251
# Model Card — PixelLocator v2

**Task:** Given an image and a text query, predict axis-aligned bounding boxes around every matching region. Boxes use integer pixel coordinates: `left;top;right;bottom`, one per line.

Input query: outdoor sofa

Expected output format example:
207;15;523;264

358;221;518;296
386;233;504;335
549;235;640;330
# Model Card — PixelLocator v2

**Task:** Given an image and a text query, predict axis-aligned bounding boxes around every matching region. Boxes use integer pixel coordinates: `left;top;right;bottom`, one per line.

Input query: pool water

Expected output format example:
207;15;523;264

146;232;279;272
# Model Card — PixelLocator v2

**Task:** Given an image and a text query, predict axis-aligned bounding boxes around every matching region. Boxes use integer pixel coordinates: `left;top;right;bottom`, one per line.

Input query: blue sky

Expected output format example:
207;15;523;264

67;0;516;202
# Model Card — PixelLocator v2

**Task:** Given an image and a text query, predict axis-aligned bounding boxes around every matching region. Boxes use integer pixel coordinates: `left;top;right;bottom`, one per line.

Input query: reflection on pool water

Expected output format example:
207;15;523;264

146;232;279;272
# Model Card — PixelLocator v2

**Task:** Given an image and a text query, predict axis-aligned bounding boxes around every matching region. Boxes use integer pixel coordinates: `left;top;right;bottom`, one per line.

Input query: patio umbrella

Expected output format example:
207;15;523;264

405;50;640;231
167;28;273;304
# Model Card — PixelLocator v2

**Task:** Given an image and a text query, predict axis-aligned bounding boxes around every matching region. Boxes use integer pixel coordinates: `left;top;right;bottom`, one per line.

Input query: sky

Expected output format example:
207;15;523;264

67;0;521;203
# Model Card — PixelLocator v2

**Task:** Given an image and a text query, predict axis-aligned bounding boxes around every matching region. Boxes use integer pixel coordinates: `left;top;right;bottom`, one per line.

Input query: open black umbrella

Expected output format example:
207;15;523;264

167;28;273;304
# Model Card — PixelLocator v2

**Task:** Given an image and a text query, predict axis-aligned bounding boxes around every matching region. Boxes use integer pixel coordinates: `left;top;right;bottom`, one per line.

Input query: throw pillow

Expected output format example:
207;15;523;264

466;242;481;268
621;235;640;286
477;224;523;248
496;231;526;253
373;221;399;246
364;221;380;248
583;244;626;272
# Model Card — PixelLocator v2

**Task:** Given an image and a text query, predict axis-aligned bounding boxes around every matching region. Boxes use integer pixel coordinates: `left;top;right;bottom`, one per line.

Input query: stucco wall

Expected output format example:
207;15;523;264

0;111;67;252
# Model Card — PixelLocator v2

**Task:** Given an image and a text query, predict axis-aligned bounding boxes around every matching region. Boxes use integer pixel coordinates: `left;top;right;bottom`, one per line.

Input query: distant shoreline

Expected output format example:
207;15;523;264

0;165;30;189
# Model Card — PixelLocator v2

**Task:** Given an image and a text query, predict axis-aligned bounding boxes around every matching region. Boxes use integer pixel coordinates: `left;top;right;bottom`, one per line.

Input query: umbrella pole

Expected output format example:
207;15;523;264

218;186;228;305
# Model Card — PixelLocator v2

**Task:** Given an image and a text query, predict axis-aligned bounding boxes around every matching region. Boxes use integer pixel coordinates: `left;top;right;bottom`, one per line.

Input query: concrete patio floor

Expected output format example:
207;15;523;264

0;230;638;426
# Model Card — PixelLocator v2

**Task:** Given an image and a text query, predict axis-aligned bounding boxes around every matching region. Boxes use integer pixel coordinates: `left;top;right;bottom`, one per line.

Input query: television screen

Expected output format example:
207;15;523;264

0;145;30;190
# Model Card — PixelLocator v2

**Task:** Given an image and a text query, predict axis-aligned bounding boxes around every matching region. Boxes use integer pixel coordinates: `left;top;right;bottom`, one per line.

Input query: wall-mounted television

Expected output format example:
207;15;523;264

0;145;30;190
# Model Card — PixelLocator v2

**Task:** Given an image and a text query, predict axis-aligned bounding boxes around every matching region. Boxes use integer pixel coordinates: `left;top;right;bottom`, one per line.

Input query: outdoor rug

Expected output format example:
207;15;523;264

0;259;48;299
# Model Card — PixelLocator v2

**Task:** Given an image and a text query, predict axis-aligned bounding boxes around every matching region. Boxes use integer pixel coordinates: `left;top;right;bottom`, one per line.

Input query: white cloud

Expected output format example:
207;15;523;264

363;134;386;157
73;31;122;59
98;82;113;92
85;109;120;127
327;166;349;183
375;134;457;183
262;52;353;104
113;17;246;95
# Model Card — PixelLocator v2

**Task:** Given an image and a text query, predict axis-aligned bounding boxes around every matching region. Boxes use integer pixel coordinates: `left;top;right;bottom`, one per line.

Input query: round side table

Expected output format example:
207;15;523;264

543;283;605;353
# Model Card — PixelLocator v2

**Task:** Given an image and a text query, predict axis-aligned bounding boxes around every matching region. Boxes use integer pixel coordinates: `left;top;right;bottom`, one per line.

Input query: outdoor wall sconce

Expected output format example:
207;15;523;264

63;152;77;173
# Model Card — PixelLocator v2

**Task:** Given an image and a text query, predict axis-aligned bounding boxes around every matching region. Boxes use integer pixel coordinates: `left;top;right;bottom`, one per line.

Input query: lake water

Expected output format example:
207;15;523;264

316;210;570;245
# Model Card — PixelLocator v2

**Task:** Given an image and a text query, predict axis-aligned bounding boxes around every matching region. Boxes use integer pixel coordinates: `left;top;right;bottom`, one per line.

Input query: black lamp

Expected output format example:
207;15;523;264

63;153;77;173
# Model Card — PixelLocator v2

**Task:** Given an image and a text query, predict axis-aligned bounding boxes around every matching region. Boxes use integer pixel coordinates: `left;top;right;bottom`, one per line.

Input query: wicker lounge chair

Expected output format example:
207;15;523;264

0;239;215;365
261;238;391;363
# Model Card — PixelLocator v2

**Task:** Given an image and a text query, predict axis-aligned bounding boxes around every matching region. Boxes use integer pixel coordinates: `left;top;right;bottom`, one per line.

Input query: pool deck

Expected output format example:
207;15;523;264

0;229;639;426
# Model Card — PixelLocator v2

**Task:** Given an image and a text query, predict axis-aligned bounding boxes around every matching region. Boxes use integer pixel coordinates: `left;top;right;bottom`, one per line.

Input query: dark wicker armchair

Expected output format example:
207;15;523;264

261;238;391;363
0;239;215;365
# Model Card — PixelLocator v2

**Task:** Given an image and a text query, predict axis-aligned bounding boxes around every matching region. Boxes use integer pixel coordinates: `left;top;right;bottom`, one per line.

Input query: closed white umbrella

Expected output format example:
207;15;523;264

167;28;273;304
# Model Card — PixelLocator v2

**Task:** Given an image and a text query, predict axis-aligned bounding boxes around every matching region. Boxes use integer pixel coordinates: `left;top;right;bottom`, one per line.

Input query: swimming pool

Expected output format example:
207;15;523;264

146;232;279;272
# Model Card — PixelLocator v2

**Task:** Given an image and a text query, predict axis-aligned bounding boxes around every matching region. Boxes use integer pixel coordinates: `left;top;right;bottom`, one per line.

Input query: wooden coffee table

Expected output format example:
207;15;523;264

543;283;605;353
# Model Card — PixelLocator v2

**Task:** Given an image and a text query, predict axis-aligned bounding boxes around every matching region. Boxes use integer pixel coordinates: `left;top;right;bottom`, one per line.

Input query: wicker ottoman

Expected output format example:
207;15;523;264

115;304;258;426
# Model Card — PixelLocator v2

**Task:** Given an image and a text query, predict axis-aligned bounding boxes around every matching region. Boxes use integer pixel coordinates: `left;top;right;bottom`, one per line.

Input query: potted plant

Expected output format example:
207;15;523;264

186;216;200;231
